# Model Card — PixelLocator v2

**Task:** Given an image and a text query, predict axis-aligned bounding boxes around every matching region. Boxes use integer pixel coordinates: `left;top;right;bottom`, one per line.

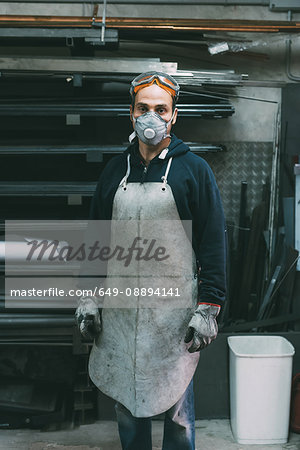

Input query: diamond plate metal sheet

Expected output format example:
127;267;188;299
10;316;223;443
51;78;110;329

202;142;273;226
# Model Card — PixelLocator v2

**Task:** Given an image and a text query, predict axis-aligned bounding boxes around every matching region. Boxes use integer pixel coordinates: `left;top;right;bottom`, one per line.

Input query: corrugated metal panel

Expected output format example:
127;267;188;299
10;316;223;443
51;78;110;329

202;142;273;225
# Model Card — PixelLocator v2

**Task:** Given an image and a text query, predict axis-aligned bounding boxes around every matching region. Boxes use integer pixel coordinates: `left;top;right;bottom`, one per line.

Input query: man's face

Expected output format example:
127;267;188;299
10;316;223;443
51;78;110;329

130;84;177;133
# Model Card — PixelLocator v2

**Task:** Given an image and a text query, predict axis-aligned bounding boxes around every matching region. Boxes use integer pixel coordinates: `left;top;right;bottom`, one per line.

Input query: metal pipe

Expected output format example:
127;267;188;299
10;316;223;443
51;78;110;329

0;317;75;327
0;144;225;154
267;104;281;280
0;314;75;318
0;342;74;346
0;181;97;196
101;0;107;42
0;16;299;32
0;103;235;117
0;0;270;3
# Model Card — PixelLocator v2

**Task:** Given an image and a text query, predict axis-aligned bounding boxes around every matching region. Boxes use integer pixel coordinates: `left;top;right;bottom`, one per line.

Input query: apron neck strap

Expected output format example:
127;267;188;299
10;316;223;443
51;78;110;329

119;154;173;189
119;154;131;189
161;157;173;188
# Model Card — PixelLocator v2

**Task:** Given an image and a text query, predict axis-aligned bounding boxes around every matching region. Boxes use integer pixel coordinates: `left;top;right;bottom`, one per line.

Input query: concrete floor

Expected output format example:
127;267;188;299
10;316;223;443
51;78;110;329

0;420;299;450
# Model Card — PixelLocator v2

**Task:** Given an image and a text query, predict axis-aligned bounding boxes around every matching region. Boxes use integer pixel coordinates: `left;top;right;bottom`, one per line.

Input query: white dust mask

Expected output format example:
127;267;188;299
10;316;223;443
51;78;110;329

129;111;175;146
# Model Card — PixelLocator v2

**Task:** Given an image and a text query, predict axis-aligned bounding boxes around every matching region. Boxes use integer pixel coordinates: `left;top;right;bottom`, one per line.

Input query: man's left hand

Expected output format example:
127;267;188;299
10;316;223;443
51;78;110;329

184;303;220;353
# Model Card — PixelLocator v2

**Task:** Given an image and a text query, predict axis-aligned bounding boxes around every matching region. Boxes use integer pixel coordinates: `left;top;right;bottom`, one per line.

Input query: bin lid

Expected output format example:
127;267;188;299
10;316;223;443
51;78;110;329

227;335;295;357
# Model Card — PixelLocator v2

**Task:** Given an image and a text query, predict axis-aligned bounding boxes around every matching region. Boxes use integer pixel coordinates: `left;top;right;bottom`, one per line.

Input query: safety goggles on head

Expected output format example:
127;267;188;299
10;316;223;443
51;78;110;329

130;71;180;101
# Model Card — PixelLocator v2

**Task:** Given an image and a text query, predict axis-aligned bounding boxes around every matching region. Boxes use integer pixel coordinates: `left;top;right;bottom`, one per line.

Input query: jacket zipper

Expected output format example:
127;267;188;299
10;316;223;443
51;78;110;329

141;164;148;183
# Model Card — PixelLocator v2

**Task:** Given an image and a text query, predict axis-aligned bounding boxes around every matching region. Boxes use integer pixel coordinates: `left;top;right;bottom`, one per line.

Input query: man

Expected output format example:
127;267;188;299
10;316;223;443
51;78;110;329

76;72;226;450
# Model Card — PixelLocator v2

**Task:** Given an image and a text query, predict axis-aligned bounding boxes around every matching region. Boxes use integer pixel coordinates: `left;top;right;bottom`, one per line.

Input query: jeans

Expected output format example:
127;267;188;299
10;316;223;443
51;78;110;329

115;379;195;450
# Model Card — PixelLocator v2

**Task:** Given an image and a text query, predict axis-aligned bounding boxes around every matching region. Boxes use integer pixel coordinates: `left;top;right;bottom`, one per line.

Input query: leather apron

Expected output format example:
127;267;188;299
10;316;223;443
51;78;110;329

89;154;200;417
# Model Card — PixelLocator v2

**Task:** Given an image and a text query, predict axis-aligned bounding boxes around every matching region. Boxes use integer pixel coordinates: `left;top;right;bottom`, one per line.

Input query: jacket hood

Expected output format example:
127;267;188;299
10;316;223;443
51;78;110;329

125;133;190;164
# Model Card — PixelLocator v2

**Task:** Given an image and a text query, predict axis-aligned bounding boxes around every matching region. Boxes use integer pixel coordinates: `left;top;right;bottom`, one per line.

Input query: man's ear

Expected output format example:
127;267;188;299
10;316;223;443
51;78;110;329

172;107;178;125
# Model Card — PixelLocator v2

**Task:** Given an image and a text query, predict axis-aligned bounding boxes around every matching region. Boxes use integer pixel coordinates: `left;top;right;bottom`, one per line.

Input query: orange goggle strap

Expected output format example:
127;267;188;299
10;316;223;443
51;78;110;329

131;76;179;99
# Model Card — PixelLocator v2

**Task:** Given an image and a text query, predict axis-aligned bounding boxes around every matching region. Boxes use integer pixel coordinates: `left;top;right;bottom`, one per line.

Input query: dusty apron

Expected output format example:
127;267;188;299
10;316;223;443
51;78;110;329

89;154;200;417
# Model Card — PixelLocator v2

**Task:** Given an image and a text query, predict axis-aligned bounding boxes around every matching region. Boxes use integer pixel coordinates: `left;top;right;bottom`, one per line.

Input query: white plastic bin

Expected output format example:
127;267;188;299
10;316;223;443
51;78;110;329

228;335;295;445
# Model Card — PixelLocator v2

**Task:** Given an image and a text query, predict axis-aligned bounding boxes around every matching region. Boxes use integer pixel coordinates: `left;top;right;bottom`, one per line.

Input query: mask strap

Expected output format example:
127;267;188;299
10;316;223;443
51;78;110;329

128;115;137;143
161;157;173;190
119;154;131;189
169;109;176;124
164;109;176;140
129;131;136;143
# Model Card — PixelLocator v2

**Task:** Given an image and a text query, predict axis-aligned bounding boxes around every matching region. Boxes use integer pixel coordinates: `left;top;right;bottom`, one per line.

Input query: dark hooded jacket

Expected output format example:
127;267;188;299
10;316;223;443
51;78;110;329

90;134;226;307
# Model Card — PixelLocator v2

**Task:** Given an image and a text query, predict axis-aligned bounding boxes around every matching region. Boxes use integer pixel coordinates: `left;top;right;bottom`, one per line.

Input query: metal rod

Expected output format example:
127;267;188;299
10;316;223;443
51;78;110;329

0;16;299;32
0;144;225;154
0;70;245;85
0;342;74;346
0;0;270;3
267;104;281;280
0;314;75;318
0;317;75;327
0;181;97;196
101;0;107;42
0;103;235;117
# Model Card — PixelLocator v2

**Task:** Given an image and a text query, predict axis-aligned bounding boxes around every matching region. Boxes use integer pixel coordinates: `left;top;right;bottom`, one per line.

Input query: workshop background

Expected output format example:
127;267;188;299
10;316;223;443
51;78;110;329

0;0;300;430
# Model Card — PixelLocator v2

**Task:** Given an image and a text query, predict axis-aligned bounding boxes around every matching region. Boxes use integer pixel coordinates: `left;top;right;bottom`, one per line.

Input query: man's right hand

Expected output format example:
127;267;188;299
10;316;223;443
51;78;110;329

75;297;101;340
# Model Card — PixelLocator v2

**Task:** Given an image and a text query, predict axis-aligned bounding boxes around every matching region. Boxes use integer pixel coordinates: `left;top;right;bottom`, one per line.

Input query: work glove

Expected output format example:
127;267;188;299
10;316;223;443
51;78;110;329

184;303;220;353
75;296;101;340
